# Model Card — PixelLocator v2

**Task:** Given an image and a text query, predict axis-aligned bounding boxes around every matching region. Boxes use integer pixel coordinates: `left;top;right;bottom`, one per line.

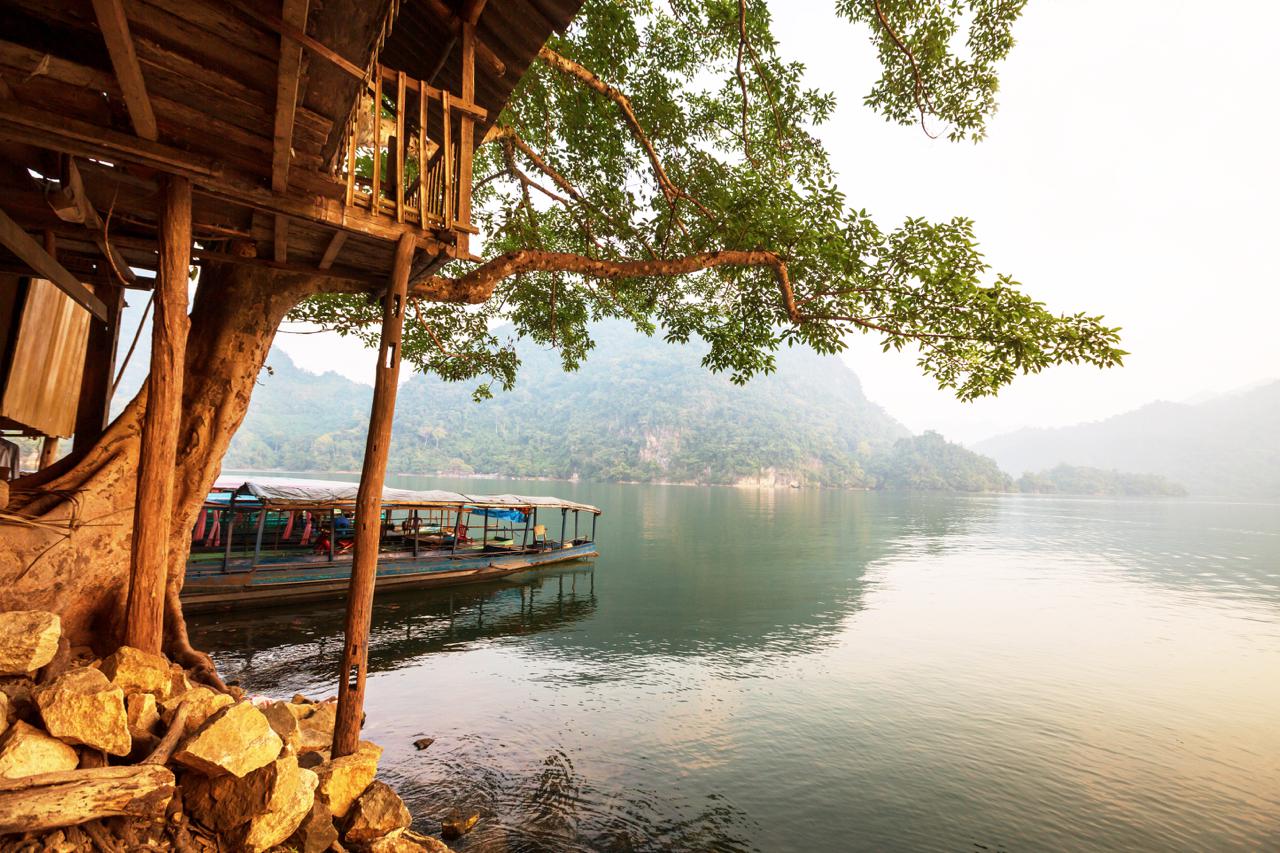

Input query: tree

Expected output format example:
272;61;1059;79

1;0;1121;673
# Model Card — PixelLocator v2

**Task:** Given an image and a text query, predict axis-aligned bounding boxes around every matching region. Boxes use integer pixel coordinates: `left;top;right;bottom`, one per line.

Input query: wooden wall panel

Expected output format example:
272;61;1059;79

0;279;92;437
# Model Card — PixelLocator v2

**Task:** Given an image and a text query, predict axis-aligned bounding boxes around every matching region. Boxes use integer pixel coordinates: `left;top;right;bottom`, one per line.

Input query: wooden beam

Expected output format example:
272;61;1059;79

332;231;416;758
272;0;310;196
225;0;366;80
0;765;175;834
124;174;190;655
88;0;158;141
420;0;506;77
377;66;487;121
318;230;347;269
38;436;59;470
274;214;288;263
457;23;476;231
0;206;107;320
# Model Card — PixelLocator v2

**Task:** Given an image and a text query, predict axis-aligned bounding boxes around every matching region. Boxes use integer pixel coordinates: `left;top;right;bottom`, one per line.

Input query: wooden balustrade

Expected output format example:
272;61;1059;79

339;60;482;236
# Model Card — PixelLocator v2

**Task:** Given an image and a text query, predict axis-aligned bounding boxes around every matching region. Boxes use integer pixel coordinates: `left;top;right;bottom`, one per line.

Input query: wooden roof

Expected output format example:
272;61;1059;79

0;0;582;293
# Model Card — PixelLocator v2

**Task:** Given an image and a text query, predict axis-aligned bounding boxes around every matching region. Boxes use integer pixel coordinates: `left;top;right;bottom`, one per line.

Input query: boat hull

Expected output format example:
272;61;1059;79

181;543;598;612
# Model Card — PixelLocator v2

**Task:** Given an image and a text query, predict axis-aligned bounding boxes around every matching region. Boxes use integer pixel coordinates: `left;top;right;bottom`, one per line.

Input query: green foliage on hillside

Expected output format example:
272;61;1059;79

225;325;909;487
871;431;1012;492
1016;465;1186;497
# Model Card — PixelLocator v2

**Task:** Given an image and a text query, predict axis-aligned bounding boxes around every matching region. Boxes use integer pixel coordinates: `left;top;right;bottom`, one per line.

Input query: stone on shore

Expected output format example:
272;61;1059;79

366;830;452;852
287;797;340;853
101;646;173;698
288;698;339;752
126;692;161;741
315;739;382;818
173;701;283;778
234;756;319;852
161;684;234;735
0;611;61;675
0;720;79;778
261;700;302;752
33;667;131;755
343;780;411;844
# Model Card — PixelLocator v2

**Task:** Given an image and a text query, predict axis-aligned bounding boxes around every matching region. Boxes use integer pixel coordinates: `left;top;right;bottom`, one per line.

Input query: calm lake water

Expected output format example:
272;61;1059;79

190;475;1280;852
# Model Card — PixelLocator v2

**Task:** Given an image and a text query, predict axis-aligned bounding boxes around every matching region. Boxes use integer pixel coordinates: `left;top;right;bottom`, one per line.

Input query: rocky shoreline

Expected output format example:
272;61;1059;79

0;610;453;852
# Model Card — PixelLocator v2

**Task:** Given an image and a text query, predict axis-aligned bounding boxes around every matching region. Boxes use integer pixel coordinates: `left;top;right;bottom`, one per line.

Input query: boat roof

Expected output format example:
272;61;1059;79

210;476;601;515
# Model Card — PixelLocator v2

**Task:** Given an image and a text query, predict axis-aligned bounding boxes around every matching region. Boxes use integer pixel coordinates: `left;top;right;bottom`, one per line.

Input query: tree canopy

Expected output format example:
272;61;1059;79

291;0;1123;401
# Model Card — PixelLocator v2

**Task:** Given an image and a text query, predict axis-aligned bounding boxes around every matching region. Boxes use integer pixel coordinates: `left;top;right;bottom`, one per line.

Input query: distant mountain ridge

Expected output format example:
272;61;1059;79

975;381;1280;498
225;324;913;488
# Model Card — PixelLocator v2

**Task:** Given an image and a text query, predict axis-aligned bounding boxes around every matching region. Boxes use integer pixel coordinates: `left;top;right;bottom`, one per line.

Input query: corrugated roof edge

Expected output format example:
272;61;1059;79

210;475;601;514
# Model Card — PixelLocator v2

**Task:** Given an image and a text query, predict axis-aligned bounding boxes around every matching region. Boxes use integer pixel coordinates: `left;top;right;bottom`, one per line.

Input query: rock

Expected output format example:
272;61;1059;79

126;692;161;741
291;693;315;705
101;646;173;698
261;701;301;752
412;737;433;751
161;685;234;735
343;781;411;844
168;664;193;698
173;701;284;778
440;809;479;840
33;667;131;755
314;739;381;819
288;698;338;752
233;756;318;852
0;692;8;735
0;611;60;675
0;720;79;778
365;830;452;852
287;797;340;853
0;677;34;724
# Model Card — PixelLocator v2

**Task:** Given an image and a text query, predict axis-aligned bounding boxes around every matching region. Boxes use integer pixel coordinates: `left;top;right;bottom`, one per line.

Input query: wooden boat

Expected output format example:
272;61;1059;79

182;477;601;612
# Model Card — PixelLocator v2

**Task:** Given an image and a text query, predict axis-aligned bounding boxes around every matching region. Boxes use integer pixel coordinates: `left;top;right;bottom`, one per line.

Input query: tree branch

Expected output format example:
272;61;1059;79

537;46;716;222
871;0;937;139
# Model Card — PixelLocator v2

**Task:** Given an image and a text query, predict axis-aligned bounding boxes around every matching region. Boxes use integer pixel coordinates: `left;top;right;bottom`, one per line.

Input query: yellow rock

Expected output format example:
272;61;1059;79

161;685;234;735
33;667;131;756
173;701;283;778
287;698;338;752
126;692;161;740
0;720;79;778
101;646;173;698
366;830;452;852
314;739;382;818
235;756;319;853
0;611;61;675
343;780;411;844
261;701;301;753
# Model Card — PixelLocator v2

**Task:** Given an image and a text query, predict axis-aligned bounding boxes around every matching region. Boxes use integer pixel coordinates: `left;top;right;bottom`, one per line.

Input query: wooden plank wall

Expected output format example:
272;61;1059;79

0;279;91;437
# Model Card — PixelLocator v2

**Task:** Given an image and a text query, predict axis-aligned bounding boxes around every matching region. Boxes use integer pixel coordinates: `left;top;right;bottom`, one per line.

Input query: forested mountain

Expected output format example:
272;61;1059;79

1016;465;1187;497
871;432;1012;492
224;325;912;488
975;382;1280;498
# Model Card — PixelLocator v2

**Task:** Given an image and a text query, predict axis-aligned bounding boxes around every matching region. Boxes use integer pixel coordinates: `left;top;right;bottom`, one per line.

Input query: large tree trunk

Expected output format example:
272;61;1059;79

0;264;321;666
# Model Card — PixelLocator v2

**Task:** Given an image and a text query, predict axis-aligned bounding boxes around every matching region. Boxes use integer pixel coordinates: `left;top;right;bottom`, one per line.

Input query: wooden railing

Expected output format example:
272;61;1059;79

339;62;482;235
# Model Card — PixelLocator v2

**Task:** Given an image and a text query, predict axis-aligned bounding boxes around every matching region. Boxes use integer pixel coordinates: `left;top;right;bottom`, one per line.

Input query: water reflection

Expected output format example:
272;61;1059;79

197;476;1280;852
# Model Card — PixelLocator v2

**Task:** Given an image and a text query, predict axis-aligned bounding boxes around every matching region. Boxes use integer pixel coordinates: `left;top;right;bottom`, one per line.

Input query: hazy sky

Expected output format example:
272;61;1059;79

276;0;1280;445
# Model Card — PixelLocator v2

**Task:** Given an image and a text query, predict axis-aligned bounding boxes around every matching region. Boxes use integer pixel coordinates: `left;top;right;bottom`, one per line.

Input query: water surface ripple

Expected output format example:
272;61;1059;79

194;479;1280;852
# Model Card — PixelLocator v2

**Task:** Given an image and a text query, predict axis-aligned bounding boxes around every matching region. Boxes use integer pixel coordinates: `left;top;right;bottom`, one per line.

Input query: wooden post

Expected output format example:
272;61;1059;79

73;282;124;450
38;437;59;470
332;231;415;758
124;175;190;655
457;22;476;231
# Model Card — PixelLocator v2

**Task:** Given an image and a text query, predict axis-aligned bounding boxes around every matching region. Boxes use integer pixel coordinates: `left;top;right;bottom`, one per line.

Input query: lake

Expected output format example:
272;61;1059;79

190;476;1280;852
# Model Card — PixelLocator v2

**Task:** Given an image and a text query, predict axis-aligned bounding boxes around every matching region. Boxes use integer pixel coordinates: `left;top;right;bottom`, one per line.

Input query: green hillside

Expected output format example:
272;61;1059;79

225;324;911;488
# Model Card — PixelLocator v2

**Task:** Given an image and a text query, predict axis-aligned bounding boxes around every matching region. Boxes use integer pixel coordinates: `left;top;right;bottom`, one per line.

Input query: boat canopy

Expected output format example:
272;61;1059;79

210;476;602;515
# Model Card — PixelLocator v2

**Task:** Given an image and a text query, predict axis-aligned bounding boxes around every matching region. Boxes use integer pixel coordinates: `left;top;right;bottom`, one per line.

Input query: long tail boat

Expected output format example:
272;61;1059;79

182;477;601;612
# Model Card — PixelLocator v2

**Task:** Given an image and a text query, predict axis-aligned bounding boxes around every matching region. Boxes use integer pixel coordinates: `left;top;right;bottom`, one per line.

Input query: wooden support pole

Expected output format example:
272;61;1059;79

274;214;288;263
89;0;158;141
371;69;382;211
457;23;476;232
124;174;190;655
318;230;347;270
395;70;406;224
332;231;415;758
38;437;59;470
74;282;124;449
271;0;310;195
0;206;107;321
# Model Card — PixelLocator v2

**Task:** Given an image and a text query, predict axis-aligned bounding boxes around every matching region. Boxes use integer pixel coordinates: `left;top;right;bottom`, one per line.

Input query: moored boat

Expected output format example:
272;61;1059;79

182;476;601;612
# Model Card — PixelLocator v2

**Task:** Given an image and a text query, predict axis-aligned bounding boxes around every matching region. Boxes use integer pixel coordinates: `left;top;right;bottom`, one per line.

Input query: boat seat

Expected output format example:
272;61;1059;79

532;524;547;545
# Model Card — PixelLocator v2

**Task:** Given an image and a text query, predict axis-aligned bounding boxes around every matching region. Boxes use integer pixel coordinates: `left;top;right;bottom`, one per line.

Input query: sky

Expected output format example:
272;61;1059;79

275;0;1280;446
